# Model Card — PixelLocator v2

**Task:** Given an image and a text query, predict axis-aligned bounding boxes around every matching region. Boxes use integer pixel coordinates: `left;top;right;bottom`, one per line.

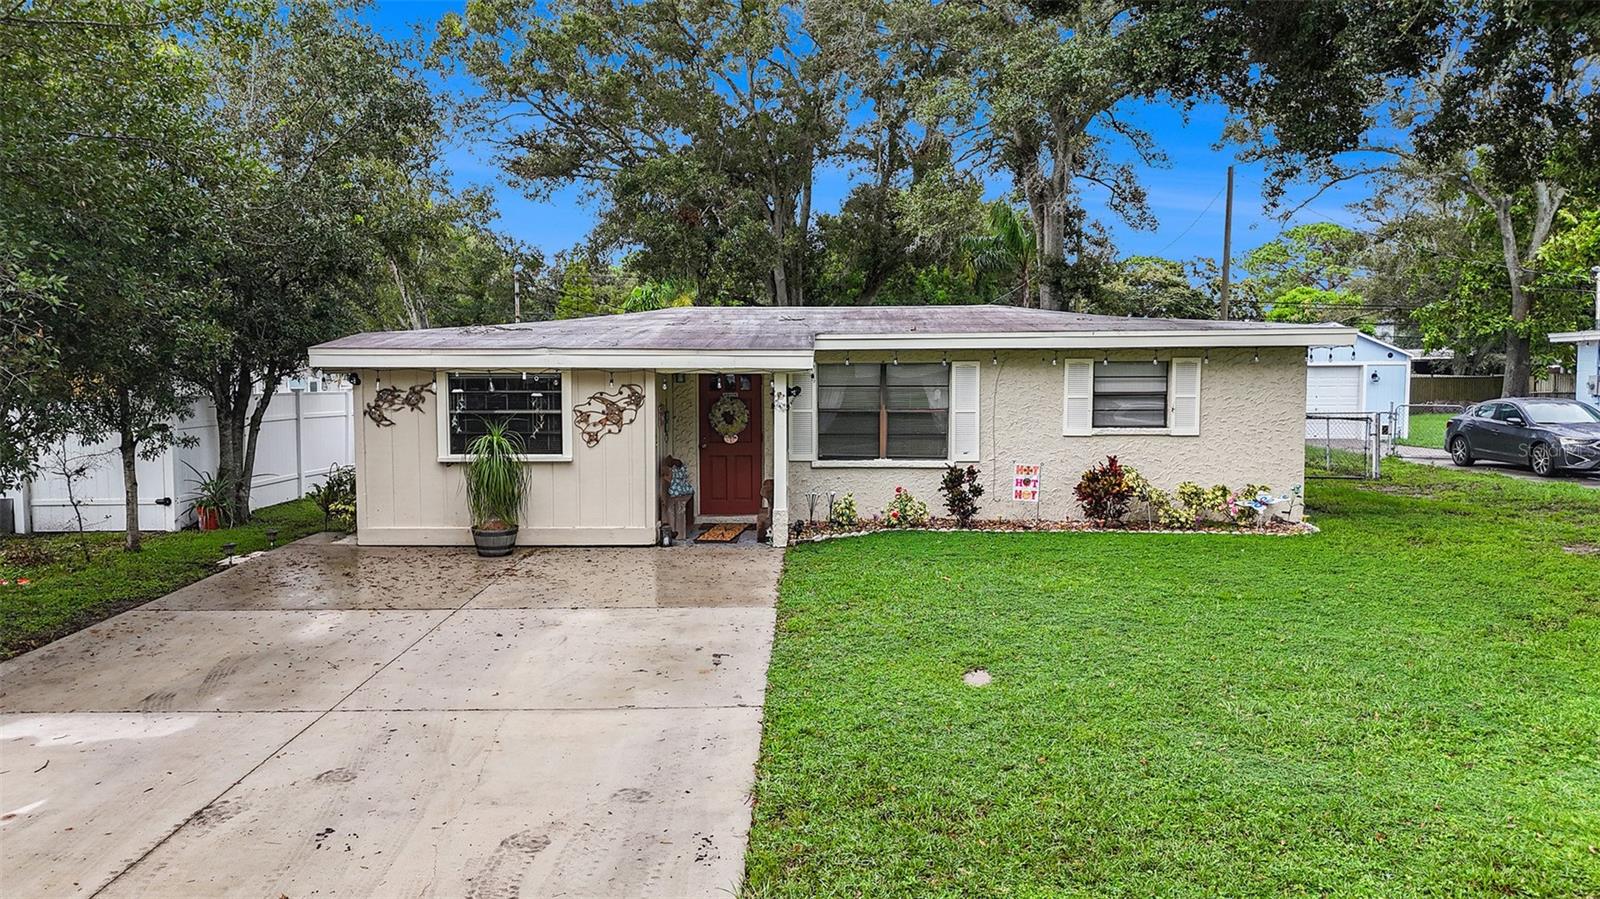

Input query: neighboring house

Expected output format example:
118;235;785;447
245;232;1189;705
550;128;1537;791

3;379;354;535
1549;327;1599;406
1305;332;1414;439
307;306;1354;548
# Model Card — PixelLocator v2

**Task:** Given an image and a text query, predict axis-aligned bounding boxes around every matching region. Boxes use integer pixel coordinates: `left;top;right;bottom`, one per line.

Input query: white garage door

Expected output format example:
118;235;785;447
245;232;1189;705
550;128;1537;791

1307;365;1360;412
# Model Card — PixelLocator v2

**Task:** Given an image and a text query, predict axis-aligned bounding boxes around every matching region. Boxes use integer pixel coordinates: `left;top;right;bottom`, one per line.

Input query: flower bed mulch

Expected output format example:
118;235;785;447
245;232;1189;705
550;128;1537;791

791;516;1317;543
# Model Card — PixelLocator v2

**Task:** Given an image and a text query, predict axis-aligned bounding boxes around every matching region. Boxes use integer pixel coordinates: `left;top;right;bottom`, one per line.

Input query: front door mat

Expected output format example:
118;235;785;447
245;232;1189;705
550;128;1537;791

696;523;749;543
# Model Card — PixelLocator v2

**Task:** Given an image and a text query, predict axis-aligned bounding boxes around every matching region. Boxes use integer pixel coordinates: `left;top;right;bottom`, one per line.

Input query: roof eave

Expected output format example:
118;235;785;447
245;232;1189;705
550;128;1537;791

1548;329;1600;344
306;346;816;371
813;326;1355;351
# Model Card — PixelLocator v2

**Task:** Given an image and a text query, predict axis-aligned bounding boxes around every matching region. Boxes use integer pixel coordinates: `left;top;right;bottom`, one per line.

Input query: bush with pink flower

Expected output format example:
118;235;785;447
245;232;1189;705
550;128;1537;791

880;486;929;528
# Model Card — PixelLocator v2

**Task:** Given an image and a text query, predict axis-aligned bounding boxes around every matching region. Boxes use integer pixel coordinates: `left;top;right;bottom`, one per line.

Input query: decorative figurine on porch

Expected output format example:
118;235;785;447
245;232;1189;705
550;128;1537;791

709;394;750;444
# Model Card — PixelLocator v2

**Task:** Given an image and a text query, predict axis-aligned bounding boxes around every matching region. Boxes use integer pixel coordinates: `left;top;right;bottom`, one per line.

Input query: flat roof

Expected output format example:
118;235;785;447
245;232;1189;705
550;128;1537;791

314;305;1351;354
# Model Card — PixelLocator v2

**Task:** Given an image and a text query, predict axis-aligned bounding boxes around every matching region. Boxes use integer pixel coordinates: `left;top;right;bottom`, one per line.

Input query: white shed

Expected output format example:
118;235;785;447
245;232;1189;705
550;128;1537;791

1306;332;1415;438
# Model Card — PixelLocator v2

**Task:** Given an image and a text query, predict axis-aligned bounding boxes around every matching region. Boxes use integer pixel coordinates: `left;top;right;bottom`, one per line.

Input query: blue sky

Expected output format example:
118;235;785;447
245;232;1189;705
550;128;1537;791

366;1;1366;266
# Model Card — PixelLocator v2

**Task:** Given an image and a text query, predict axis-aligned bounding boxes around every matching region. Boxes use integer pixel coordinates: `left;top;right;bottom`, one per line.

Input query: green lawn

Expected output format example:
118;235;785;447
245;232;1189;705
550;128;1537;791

747;463;1600;897
1399;411;1455;449
0;499;330;659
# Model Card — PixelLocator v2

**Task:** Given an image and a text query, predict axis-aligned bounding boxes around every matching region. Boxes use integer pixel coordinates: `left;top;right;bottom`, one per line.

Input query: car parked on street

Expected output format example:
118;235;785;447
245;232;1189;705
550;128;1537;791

1445;397;1600;476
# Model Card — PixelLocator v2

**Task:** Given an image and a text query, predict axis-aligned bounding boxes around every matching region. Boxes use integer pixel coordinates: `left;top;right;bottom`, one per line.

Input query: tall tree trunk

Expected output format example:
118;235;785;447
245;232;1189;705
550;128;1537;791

1037;201;1066;311
210;364;253;524
234;372;282;523
116;389;141;552
1484;182;1563;397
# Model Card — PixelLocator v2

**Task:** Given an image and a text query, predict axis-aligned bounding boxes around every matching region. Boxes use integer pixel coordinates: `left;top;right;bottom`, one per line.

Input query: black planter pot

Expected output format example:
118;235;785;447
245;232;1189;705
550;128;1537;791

471;525;519;557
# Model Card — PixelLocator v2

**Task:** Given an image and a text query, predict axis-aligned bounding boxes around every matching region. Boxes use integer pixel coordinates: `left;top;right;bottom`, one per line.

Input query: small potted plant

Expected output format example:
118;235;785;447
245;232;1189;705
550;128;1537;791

464;421;528;557
184;464;233;532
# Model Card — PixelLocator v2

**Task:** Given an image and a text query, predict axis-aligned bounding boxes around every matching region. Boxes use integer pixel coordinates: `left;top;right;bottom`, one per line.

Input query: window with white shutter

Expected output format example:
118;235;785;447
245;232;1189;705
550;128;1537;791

950;361;980;462
1062;359;1093;436
1169;358;1202;436
787;370;816;460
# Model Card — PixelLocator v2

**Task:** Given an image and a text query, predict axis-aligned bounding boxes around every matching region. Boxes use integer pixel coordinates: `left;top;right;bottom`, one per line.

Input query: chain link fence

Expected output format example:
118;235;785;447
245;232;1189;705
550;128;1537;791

1305;412;1384;479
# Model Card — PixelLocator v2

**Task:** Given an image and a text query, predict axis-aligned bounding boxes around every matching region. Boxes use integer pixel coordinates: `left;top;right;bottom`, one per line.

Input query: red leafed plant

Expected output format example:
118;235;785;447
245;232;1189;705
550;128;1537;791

1075;455;1134;523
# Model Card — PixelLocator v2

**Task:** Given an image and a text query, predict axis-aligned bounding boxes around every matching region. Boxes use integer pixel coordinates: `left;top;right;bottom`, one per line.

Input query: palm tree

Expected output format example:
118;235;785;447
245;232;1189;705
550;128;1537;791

962;202;1037;306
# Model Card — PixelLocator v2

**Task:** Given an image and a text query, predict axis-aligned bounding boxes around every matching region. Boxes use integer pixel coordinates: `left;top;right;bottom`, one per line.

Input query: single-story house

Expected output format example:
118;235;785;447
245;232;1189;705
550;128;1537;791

306;306;1354;547
1305;332;1414;439
1549;326;1599;406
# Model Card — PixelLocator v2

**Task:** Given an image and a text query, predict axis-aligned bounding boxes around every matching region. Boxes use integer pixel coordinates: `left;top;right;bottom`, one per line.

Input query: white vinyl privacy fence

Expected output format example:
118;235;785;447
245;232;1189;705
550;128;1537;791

4;386;353;534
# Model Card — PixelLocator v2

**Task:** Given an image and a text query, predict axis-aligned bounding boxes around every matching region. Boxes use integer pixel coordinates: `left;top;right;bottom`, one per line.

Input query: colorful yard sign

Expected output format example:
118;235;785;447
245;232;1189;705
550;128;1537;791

1012;463;1041;502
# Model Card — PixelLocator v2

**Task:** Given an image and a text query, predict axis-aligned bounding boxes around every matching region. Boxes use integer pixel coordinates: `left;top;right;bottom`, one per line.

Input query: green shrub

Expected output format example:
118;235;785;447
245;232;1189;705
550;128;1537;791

305;464;356;529
881;486;929;528
829;493;859;528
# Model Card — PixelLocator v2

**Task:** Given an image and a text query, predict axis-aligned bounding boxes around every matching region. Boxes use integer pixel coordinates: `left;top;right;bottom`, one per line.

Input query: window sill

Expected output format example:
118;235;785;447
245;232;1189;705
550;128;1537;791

1065;428;1176;437
809;459;952;469
438;454;572;464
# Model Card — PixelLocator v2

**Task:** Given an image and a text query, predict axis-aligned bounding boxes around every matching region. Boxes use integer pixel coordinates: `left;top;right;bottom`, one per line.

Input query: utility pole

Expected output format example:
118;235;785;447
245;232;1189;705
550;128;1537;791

1591;265;1599;326
512;261;523;323
1219;165;1234;321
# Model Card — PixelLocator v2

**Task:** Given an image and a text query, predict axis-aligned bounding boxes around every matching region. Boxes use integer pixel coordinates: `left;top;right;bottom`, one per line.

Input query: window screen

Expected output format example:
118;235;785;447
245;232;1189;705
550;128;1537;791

1093;362;1168;428
446;373;564;456
816;363;949;460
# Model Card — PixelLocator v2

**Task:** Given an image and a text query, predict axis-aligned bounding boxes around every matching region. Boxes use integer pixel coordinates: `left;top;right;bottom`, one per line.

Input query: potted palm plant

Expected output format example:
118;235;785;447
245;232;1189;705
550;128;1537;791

464;421;528;557
184;464;233;532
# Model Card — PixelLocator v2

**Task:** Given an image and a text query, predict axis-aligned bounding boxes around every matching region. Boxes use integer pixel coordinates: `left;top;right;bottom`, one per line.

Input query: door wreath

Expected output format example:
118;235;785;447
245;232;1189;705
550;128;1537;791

709;394;750;443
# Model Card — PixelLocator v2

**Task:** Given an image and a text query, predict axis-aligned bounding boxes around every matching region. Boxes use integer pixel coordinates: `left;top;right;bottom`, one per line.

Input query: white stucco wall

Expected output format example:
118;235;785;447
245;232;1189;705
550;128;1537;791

353;368;657;546
787;348;1307;523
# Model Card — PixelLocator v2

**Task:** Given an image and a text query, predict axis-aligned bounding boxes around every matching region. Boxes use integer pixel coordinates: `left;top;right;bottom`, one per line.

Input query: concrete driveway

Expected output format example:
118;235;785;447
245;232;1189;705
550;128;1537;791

0;538;780;898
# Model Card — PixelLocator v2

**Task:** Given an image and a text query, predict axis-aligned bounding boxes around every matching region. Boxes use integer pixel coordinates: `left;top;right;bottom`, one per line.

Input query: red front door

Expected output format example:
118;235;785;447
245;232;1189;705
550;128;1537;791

699;374;764;515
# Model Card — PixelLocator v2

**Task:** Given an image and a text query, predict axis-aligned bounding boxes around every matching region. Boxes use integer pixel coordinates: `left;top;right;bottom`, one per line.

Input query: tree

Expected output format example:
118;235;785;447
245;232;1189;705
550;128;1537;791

1;0;229;548
898;0;1189;309
196;0;443;521
962;203;1038;305
554;259;602;320
1224;1;1600;394
1232;223;1373;326
1094;256;1215;319
438;0;844;306
365;183;535;331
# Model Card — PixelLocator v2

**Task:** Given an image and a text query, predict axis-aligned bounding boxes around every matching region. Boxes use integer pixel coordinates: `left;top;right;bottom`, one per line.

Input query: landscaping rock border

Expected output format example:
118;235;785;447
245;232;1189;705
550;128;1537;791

793;517;1318;543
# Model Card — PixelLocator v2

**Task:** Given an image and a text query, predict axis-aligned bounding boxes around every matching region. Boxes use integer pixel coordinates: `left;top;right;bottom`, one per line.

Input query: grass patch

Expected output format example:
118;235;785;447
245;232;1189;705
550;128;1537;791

746;462;1600;896
1398;411;1454;449
0;499;331;659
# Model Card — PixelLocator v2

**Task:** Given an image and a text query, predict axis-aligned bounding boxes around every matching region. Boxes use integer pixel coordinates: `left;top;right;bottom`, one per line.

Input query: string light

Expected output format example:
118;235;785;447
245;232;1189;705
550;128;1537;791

1252;350;1260;364
941;352;949;367
892;352;899;366
1052;352;1059;366
991;352;998;366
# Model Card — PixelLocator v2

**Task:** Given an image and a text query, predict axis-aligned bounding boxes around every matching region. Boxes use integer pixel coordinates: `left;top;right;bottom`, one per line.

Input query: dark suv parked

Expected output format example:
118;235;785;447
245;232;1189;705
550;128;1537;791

1445;398;1600;476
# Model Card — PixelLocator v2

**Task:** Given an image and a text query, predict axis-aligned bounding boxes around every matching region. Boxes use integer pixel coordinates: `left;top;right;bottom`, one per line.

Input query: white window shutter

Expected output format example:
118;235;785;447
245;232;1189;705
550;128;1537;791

950;361;981;462
1063;359;1093;435
1170;357;1201;436
788;371;816;460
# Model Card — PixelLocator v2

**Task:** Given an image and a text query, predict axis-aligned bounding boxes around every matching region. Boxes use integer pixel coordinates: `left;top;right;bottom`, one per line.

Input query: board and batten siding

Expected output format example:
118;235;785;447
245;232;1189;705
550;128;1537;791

787;347;1307;522
353;368;657;546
